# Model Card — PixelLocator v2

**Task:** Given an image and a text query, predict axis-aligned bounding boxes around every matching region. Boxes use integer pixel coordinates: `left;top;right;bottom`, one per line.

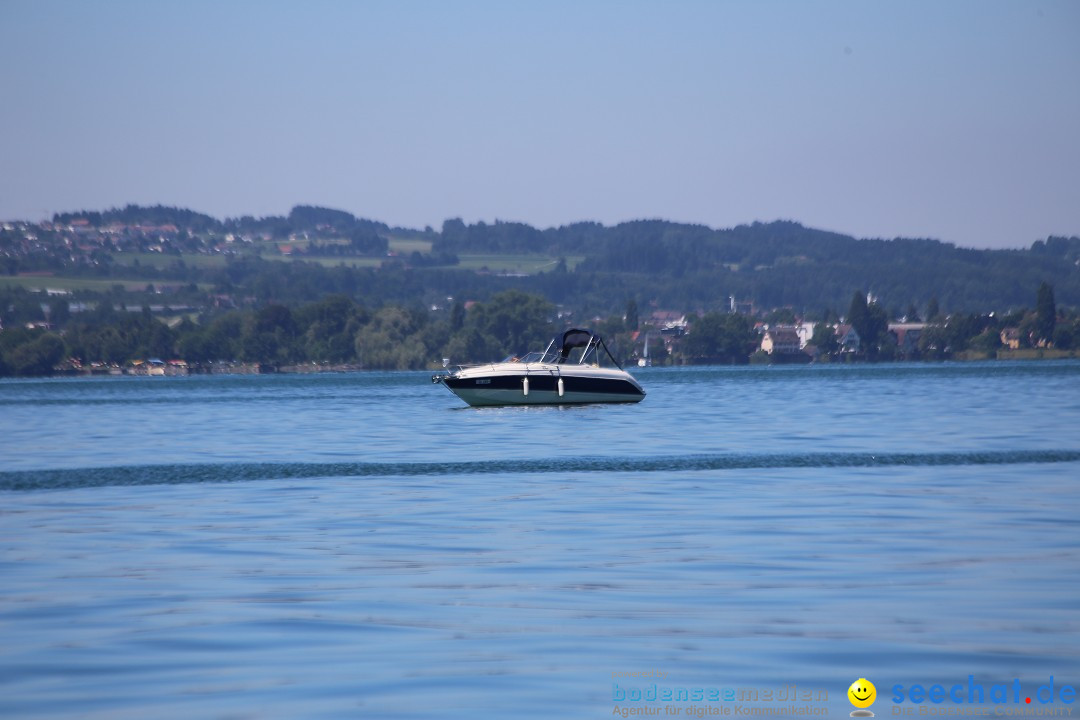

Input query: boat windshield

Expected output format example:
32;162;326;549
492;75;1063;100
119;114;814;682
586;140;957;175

499;351;556;364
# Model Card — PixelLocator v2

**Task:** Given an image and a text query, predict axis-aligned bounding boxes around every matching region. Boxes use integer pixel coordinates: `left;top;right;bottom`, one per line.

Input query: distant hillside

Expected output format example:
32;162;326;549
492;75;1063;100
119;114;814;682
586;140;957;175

54;204;221;232
53;204;390;238
24;205;1080;314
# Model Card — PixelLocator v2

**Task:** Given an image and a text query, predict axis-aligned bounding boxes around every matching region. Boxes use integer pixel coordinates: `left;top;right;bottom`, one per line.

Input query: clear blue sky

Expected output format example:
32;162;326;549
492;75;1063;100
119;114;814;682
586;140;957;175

1;0;1077;249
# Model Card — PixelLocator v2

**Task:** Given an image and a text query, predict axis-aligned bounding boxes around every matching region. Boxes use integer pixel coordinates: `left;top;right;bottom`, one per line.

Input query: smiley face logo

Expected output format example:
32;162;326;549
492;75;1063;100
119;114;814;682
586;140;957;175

848;678;877;710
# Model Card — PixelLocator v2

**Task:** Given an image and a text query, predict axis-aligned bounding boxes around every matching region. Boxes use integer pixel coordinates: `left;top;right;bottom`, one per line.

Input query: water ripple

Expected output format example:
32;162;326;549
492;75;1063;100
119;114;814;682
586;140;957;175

2;449;1079;491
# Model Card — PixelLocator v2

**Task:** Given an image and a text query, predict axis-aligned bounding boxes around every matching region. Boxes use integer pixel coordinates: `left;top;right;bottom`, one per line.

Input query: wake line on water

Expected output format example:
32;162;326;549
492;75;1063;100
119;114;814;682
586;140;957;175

2;450;1079;491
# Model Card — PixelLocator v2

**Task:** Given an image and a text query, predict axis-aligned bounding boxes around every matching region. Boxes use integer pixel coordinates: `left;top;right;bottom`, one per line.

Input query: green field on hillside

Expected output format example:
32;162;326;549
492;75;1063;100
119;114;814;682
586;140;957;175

455;255;584;273
0;276;160;292
388;237;433;254
266;255;385;268
5;246;585;294
105;247;581;274
109;252;229;269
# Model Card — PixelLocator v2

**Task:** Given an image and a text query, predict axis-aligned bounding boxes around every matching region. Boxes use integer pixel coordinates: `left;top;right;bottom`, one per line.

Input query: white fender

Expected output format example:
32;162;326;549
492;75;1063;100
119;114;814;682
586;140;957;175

557;377;565;397
522;376;529;396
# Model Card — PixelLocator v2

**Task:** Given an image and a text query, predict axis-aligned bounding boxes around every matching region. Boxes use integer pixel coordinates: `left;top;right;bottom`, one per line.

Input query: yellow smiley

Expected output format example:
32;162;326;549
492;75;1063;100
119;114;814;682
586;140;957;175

848;678;877;708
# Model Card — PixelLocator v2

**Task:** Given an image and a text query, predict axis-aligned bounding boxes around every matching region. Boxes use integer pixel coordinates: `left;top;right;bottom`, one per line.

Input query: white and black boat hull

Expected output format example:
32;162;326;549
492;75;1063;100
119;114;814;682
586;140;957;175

439;371;645;407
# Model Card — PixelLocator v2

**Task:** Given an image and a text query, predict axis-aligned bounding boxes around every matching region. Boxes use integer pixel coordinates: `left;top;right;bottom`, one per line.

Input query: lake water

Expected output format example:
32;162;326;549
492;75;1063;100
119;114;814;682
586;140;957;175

2;362;1079;719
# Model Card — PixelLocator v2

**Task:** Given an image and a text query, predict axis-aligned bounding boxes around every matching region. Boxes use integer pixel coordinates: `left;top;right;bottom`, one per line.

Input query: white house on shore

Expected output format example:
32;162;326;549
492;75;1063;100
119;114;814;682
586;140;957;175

760;326;802;355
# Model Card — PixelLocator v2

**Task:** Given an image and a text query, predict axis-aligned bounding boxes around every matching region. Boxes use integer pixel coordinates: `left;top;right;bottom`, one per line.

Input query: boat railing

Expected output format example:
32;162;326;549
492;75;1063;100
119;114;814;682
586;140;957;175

439;333;624;374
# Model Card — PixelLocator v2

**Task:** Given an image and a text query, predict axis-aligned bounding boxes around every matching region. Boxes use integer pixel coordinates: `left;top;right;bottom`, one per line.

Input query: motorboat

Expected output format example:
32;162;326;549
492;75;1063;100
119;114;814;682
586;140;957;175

432;328;646;407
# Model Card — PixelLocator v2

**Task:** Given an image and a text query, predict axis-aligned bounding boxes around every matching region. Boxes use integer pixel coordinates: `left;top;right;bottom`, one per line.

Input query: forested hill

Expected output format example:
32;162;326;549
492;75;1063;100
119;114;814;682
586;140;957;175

22;205;1080;313
52;204;390;237
434;218;1080;312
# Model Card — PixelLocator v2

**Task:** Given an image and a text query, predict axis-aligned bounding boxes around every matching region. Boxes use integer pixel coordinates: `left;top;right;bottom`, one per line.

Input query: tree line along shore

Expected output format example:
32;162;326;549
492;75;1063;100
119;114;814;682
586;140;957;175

2;284;1075;378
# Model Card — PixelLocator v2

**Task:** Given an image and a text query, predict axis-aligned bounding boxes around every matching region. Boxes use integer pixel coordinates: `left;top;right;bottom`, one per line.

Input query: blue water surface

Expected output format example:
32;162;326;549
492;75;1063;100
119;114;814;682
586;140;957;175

1;362;1078;719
